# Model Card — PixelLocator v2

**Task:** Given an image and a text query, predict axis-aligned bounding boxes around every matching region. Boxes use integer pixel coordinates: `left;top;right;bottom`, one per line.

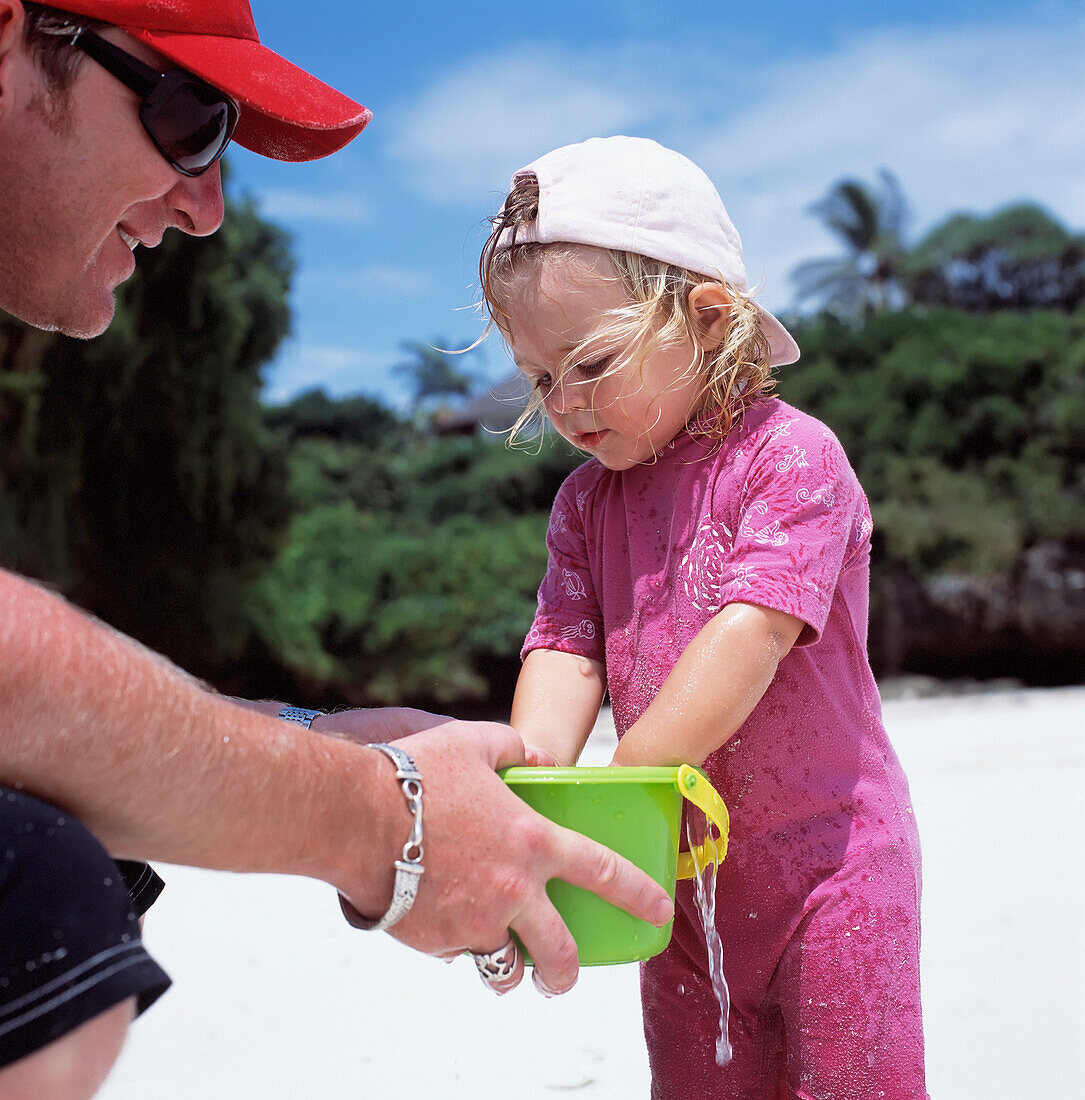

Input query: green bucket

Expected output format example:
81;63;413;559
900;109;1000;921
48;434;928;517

502;764;729;966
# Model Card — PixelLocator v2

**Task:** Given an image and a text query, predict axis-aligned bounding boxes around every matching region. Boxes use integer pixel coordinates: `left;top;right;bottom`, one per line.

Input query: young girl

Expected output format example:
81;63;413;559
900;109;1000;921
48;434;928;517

480;137;927;1099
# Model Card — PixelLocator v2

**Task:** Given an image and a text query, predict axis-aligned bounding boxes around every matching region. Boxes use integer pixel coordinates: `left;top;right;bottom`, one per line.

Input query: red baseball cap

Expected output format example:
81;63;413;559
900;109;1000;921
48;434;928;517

52;0;371;161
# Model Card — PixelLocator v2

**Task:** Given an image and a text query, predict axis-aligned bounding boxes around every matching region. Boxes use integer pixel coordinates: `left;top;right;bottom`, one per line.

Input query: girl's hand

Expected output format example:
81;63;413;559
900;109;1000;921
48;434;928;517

524;745;560;767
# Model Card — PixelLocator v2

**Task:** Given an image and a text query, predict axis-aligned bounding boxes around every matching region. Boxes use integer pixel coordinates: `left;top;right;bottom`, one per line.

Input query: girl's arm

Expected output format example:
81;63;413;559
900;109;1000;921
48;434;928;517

611;602;803;768
511;648;607;767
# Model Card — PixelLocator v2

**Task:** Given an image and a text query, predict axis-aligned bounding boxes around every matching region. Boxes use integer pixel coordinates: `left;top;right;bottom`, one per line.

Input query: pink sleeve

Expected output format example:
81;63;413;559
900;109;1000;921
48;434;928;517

716;423;871;645
521;473;605;663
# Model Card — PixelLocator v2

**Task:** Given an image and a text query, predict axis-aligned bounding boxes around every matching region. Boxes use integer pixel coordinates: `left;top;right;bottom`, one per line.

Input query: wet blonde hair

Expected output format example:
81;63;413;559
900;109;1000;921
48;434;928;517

479;173;775;447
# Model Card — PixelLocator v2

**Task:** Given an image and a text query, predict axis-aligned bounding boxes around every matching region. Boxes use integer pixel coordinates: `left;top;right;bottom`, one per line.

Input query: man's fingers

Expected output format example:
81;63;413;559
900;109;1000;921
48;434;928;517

509;898;580;997
550;826;675;929
507;818;674;995
468;937;524;995
424;719;526;772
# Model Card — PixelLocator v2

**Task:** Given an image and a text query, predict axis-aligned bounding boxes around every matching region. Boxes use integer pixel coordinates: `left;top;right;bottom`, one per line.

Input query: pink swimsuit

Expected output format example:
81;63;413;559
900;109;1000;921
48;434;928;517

525;399;927;1098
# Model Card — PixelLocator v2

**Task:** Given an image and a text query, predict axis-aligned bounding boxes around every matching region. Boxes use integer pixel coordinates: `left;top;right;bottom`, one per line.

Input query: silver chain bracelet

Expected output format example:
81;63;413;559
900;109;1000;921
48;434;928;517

338;742;424;932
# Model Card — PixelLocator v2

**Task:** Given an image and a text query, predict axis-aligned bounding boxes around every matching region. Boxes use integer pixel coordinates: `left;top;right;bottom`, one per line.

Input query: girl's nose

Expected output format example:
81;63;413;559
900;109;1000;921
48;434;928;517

549;378;587;415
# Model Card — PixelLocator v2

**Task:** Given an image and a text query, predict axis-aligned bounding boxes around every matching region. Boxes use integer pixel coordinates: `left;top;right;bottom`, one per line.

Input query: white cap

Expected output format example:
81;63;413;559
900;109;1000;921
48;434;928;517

498;136;800;367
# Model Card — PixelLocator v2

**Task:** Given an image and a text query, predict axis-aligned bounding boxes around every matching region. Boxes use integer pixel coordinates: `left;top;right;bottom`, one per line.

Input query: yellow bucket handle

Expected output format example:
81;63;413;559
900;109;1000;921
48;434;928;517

675;764;730;880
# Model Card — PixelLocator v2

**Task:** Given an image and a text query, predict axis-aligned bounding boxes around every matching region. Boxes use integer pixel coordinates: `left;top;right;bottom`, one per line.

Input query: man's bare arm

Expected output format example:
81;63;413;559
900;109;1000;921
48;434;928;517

0;570;672;994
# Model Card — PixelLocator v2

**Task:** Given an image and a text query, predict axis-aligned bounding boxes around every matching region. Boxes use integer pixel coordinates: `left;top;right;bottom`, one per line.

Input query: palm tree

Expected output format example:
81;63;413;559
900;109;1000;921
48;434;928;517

393;339;478;414
791;169;910;320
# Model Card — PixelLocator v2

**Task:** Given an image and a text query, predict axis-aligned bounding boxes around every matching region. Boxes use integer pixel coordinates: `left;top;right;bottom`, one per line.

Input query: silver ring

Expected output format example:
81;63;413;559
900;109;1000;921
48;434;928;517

471;938;519;986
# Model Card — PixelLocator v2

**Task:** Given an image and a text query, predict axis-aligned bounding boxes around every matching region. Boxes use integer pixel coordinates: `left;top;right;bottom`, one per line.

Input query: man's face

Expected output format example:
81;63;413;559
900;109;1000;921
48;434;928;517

0;23;225;337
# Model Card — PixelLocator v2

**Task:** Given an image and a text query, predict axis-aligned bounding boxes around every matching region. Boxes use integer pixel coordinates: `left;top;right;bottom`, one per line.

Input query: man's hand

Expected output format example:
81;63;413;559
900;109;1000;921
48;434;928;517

228;700;450;747
220;701;673;996
312;707;451;746
334;719;673;997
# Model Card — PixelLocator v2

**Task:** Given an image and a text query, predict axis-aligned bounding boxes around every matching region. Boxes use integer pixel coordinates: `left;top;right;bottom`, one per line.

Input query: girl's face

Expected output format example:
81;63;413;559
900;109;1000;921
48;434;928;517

499;247;706;470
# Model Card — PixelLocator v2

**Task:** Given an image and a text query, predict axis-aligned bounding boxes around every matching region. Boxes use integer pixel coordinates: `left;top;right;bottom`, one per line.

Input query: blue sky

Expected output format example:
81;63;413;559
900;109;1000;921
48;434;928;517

225;0;1085;409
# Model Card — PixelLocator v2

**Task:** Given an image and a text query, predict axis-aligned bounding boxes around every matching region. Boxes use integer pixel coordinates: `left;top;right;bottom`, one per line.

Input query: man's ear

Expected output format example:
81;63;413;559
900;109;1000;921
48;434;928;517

687;282;733;349
0;1;28;120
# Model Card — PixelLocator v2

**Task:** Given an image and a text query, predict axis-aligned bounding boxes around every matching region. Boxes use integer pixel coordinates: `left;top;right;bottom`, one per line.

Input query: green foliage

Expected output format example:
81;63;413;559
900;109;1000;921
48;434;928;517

873;459;1024;575
247;423;583;705
908;204;1084;311
268;413;581;522
781;306;1085;575
393;433;583;523
265;387;403;445
250;503;549;704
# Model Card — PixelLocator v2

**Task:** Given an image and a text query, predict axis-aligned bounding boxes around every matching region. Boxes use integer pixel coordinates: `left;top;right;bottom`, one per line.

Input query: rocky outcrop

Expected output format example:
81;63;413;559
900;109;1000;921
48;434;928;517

869;540;1085;685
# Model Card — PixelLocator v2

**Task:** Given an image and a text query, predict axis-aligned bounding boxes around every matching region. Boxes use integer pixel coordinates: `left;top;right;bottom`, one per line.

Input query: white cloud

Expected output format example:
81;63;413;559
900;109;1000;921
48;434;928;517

255;188;370;226
385;43;689;204
386;19;1084;314
265;341;389;403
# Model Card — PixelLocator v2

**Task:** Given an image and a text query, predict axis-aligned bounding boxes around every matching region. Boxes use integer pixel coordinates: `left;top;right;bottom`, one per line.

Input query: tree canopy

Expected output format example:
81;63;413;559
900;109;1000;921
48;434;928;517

394;339;480;414
794;176;1083;318
907;204;1085;312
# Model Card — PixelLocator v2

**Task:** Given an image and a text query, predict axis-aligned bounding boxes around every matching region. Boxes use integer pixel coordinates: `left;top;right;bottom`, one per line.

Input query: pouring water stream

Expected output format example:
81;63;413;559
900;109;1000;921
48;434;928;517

686;810;732;1067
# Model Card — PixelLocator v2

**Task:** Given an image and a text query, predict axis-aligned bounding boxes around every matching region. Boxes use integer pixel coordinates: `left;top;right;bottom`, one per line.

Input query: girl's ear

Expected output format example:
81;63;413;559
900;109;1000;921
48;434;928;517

687;283;733;349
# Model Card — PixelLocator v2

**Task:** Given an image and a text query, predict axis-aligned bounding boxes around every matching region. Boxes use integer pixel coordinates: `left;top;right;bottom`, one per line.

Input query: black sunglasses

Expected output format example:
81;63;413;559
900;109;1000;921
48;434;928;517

70;28;239;177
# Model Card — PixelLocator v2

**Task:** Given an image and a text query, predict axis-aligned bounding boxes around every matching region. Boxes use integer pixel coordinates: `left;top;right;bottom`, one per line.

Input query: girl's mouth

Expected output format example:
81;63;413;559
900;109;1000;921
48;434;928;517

574;429;609;448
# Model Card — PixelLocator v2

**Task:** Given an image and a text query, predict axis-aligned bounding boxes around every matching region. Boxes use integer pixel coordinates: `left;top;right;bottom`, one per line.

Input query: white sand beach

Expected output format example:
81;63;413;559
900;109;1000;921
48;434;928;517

98;686;1084;1098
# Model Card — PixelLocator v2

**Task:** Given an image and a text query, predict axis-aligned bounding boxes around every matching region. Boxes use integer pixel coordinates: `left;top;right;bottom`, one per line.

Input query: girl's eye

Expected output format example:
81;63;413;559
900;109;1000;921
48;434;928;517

575;358;609;378
533;374;554;393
